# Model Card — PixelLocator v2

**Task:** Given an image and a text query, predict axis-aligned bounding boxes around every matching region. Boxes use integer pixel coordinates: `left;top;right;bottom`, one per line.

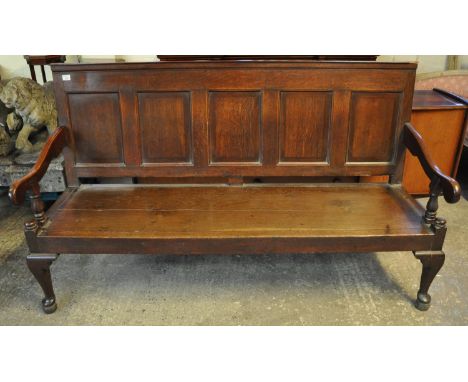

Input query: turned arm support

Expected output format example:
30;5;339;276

9;126;70;206
403;122;461;204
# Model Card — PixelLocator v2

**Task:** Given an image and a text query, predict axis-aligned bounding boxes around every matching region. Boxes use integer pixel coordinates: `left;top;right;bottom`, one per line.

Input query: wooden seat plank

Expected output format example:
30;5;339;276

42;184;431;239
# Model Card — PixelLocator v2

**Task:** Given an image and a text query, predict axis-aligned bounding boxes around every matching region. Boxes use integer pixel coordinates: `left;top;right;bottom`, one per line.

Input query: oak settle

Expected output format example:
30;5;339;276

9;61;460;313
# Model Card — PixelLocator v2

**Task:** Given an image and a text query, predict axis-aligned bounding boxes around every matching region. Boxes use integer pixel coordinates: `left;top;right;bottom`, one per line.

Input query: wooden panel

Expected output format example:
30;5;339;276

138;92;192;164
44;184;431;239
53;62;417;179
53;62;416;95
136;176;357;184
68;93;124;165
347;92;401;163
74;164;397;178
37;181;435;256
279;91;331;163
403;109;466;194
208;91;262;163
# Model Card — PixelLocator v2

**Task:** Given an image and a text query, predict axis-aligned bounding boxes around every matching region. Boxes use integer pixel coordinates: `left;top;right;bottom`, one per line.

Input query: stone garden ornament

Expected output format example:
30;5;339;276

0;80;19;156
0;77;57;153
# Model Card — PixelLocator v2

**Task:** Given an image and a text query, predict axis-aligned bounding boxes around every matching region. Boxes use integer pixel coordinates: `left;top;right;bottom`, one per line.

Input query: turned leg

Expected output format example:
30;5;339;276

413;251;445;311
27;254;58;314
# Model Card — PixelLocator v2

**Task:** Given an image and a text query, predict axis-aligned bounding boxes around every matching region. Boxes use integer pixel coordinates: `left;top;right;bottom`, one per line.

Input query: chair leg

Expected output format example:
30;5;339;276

413;251;445;311
26;254;58;314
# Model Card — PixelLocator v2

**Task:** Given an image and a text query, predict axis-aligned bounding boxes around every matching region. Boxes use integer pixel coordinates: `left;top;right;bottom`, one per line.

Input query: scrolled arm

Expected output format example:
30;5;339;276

403;122;461;204
9;126;70;205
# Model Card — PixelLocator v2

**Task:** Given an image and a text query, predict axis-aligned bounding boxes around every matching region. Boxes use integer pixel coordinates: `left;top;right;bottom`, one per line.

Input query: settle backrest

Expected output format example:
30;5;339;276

51;61;417;186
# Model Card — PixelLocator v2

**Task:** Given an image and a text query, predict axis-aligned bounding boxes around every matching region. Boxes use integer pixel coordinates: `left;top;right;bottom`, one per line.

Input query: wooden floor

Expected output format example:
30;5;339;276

42;184;431;240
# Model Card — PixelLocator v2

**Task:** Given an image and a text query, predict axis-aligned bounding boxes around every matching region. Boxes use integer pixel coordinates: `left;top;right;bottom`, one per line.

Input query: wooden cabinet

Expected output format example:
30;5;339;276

404;90;467;194
362;89;468;195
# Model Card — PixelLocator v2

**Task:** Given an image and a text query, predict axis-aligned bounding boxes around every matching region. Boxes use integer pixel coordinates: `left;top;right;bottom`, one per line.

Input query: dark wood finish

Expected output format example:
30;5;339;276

33;184;435;255
362;89;468;194
42;184;431;240
209;91;262;163
9;127;69;207
11;60;461;313
139;92;193;164
23;55;65;82
413;251;445;311
412;89;467;110
69;93;124;165
432;88;467;104
403;120;457;316
51;61;416;182
9;127;70;233
407;89;467;194
279;91;331;163
40;65;47;83
404;123;461;204
347;92;401;163
404;89;468;195
26;254;58;314
404;109;466;194
158;55;379;61
136;176;359;184
28;65;36;82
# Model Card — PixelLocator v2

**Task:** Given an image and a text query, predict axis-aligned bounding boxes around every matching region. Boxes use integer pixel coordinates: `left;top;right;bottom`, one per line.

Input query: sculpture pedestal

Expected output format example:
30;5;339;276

0;152;65;193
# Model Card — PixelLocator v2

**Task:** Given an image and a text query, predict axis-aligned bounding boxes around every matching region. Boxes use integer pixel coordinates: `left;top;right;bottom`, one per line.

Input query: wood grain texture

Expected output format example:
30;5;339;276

361;90;468;192
68;93;124;165
119;87;141;166
403;89;468;194
52;61;415;72
208;91;262;164
42;184;430;239
19;61;453;313
29;183;438;256
279;91;331;163
403;123;461;203
9;127;70;205
347;92;401;163
52;61;416;178
404;110;466;194
138;92;192;164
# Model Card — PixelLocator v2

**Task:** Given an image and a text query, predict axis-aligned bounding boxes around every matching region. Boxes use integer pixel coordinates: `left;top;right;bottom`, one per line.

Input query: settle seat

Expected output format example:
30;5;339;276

33;184;433;252
9;61;461;314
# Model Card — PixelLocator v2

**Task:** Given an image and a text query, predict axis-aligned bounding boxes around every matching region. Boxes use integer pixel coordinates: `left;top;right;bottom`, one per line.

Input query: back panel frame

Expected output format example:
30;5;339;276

52;61;417;186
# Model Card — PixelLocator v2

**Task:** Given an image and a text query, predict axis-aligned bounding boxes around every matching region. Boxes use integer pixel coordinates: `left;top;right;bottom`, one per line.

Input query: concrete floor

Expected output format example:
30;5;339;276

1;186;467;325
